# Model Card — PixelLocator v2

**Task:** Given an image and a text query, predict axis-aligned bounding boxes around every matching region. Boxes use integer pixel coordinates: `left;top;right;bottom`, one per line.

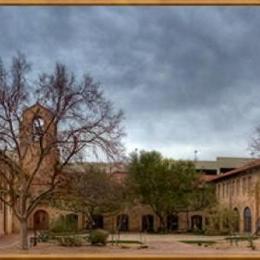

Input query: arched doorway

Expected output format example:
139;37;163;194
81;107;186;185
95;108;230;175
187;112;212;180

141;215;154;232
233;208;240;233
65;213;78;230
244;207;252;233
93;215;104;229
117;214;129;232
167;214;178;232
191;215;203;230
34;210;49;230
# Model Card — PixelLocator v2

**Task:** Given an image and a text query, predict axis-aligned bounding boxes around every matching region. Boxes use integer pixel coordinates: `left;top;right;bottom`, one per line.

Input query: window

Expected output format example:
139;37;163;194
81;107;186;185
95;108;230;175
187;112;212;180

92;215;104;229
233;208;240;232
65;213;78;229
191;215;203;230
117;214;129;232
167;214;179;232
33;210;49;230
198;169;217;175
142;215;154;232
220;168;235;174
244;207;252;233
32;117;44;142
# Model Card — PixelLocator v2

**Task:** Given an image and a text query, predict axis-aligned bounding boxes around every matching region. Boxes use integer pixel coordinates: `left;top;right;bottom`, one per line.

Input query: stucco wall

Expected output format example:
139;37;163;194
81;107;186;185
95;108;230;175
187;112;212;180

215;169;260;233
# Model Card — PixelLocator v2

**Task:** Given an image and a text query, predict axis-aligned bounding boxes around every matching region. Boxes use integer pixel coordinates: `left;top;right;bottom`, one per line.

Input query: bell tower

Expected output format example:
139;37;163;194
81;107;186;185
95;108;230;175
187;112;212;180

20;103;59;183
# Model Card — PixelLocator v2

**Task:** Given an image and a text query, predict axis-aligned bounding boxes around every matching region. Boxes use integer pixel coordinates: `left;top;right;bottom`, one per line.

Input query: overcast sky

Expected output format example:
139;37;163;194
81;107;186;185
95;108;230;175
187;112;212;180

1;7;260;160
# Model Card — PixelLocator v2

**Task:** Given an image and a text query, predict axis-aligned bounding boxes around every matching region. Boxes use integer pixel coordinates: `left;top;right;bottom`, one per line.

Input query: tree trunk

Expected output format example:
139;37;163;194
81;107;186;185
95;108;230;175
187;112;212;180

20;218;29;250
186;211;190;231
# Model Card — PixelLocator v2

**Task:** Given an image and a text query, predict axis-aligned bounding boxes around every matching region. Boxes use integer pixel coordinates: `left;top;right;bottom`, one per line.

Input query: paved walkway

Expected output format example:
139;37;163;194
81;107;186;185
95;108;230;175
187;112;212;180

112;233;225;242
0;233;259;255
0;234;20;249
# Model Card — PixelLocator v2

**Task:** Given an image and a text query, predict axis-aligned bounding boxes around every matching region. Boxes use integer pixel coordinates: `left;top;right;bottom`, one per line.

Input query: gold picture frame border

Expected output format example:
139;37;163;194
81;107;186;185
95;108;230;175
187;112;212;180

0;0;260;4
0;2;259;260
3;256;260;259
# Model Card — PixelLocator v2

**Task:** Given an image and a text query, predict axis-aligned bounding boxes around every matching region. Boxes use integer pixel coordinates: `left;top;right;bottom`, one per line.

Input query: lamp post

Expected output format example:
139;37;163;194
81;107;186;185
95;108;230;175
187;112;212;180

194;150;198;161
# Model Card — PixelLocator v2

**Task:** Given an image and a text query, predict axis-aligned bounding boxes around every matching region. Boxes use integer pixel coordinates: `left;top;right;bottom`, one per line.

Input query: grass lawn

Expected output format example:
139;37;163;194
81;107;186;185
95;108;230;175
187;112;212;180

108;240;143;244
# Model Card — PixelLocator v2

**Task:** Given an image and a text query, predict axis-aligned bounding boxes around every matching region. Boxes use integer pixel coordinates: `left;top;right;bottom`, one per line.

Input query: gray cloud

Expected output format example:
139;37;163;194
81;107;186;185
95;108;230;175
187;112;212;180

0;7;260;160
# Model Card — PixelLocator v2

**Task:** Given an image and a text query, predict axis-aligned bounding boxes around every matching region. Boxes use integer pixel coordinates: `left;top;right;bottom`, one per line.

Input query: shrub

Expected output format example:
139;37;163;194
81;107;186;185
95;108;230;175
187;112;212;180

88;229;109;245
38;231;49;242
57;235;83;247
205;205;239;235
247;236;256;250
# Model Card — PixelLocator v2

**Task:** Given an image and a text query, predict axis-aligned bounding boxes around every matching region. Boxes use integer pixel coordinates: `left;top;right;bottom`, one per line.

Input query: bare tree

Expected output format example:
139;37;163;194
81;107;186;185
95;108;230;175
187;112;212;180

249;126;260;158
51;163;127;230
0;53;124;249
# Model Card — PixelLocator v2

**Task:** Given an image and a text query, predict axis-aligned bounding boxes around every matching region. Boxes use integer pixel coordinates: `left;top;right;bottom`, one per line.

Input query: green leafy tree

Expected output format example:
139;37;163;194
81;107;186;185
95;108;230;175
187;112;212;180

187;184;216;211
127;150;200;231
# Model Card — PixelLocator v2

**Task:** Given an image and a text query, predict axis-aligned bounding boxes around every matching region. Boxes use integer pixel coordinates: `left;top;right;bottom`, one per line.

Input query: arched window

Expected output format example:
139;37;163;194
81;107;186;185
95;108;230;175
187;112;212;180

65;213;78;229
117;214;129;232
244;207;252;233
167;214;178;232
32;117;44;142
34;210;49;230
141;214;154;232
233;208;240;232
191;215;203;230
92;214;104;229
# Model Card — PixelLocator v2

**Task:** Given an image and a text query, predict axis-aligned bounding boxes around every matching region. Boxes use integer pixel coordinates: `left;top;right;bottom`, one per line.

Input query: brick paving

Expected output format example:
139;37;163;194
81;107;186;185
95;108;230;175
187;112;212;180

1;233;260;256
0;234;20;249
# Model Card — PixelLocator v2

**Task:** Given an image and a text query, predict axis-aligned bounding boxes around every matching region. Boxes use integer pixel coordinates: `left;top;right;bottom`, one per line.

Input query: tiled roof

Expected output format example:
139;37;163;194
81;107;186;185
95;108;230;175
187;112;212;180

208;159;260;182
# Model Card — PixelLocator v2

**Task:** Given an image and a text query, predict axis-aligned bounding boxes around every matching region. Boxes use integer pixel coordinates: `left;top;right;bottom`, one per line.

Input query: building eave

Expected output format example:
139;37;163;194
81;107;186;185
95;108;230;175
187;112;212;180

208;159;260;183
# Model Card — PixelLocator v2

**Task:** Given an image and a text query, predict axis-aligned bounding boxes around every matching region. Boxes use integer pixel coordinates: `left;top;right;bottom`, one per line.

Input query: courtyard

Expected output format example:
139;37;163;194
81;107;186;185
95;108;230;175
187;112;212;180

1;233;260;256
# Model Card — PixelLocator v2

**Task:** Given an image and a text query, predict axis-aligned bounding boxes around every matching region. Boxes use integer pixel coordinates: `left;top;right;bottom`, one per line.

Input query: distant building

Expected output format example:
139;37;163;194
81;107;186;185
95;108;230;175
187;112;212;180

195;157;254;176
209;159;260;234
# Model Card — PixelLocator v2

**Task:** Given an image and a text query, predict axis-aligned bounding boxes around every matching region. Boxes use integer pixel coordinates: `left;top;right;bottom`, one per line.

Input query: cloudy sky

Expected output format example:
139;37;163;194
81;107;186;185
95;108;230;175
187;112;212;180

1;7;260;160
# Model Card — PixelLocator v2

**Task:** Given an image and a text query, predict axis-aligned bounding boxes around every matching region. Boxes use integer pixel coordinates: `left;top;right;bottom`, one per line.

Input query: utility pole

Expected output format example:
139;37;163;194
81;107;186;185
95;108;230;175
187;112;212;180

194;150;198;161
